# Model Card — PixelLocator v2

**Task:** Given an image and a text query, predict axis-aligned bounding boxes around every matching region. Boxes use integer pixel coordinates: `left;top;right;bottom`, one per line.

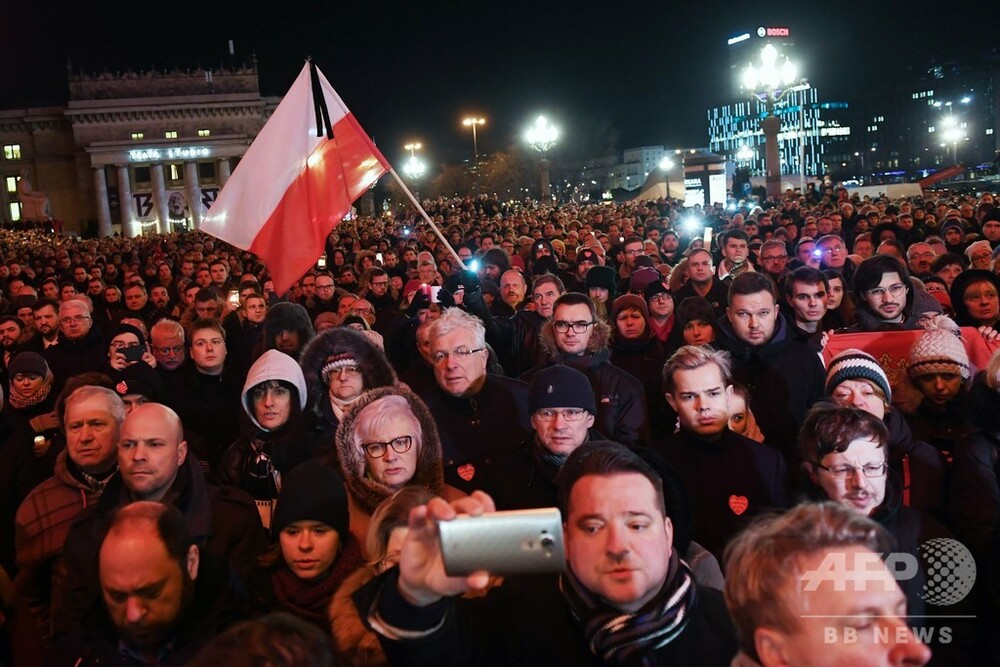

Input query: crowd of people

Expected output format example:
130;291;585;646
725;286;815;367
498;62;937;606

0;184;997;664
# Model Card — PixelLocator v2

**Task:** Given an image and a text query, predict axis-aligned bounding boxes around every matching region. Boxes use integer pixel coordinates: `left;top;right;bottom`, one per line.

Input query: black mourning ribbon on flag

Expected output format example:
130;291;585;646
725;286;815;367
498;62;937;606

310;61;334;140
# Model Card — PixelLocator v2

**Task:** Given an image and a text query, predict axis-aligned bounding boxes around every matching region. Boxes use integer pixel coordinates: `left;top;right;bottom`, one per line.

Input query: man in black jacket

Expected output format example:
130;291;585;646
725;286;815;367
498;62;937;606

359;441;738;666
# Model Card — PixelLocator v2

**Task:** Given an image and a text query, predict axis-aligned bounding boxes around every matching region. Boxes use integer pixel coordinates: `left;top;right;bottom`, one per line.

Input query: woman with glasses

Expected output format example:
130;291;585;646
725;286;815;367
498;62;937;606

798;403;971;662
300;328;397;465
335;386;461;553
219;349;311;529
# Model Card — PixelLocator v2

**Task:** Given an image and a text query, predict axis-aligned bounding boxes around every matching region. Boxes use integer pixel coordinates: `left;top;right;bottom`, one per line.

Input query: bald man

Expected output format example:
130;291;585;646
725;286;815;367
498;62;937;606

54;403;267;640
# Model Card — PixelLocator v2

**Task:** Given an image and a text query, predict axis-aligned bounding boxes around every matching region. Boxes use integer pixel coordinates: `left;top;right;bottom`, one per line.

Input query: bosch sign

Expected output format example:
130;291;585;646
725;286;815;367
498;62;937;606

757;26;790;37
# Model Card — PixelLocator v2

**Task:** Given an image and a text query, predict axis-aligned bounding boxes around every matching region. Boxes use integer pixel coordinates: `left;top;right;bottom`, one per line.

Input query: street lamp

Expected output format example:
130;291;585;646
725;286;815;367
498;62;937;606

404;142;422;158
658;156;675;199
525;115;559;200
741;43;800;199
462;117;486;163
941;115;965;165
403;156;426;179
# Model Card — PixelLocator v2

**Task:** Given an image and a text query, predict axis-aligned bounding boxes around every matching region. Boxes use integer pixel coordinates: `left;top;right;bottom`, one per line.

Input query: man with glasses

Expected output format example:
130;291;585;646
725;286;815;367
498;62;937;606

43;299;106;394
306;271;338;321
758;239;789;286
423;307;530;493
848;255;928;331
364;267;398;334
522;293;648;447
816;234;856;288
905;241;936;279
653;345;787;561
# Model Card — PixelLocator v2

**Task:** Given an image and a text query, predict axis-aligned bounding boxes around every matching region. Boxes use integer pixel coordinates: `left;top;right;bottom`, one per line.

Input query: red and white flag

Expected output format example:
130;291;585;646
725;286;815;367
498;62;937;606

202;61;389;295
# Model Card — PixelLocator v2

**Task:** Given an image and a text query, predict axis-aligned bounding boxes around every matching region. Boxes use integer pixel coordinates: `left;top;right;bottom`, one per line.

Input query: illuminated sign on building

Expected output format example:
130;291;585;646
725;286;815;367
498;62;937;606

128;147;211;162
727;33;751;45
757;26;790;37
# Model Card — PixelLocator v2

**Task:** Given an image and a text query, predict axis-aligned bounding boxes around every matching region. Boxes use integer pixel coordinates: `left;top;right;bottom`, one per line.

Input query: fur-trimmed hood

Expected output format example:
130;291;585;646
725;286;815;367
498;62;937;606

329;567;387;666
334;385;445;515
539;316;612;359
240;350;308;431
262;302;315;353
299;328;397;413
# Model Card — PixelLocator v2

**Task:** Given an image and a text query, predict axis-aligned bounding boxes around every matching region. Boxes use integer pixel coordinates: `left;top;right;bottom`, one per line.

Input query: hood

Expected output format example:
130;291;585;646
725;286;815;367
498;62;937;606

334;385;445;515
241;350;308;431
539;316;612;359
299;328;397;414
262;302;315;353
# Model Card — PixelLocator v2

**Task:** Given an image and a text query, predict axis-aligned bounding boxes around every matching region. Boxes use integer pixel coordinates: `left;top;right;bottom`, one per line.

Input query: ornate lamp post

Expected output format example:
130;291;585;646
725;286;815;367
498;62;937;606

525;115;559;200
741;43;800;199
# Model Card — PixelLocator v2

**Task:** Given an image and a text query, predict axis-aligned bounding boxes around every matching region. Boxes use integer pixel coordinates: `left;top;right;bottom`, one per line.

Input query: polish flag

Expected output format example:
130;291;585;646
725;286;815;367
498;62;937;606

201;62;390;296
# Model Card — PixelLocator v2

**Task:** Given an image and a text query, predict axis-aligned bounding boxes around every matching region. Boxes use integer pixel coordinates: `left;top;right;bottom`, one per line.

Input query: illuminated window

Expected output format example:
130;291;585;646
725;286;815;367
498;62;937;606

197;129;210;137
928;126;936;133
131;132;144;140
3;145;21;160
165;130;178;139
9;202;21;221
169;164;182;180
988;129;995;136
5;177;16;194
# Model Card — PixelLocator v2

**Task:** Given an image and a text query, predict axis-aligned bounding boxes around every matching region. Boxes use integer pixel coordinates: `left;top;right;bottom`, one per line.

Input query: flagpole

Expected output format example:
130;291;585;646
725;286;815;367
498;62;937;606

387;168;468;271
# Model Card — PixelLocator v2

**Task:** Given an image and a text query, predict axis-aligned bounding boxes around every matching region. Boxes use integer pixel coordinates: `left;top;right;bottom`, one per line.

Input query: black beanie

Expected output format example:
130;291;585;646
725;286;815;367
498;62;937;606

528;364;596;414
272;459;350;539
585;265;618;298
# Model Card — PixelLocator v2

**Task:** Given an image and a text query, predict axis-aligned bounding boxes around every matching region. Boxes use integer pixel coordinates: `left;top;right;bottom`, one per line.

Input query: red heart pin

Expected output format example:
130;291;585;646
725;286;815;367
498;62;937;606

728;495;749;516
457;464;476;482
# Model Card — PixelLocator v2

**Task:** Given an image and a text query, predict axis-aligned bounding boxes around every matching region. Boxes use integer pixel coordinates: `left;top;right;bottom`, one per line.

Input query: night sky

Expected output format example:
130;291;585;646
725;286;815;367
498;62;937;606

4;0;997;168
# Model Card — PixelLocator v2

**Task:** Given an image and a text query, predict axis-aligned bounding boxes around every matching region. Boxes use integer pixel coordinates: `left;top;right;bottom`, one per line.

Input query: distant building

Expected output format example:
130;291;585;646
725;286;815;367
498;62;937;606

0;59;277;236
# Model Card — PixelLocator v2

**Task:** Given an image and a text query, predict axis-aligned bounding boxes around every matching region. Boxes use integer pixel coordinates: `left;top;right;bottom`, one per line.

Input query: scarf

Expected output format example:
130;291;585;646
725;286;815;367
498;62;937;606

528;437;568;483
561;550;696;666
270;536;365;629
9;371;53;410
329;394;361;421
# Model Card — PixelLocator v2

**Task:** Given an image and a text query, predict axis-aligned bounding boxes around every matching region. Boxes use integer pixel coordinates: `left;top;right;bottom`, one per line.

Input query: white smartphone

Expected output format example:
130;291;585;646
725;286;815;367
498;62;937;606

227;289;240;307
429;286;442;303
438;508;565;576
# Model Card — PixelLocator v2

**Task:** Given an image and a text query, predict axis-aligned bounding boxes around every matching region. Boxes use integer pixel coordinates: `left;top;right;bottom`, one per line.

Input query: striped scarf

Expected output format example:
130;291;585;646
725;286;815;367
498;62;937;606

561;550;696;666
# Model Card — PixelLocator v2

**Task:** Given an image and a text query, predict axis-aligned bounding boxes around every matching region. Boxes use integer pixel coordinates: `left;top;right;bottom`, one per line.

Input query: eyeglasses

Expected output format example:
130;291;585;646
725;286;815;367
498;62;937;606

648;294;673;303
623;249;643;256
814;461;888;479
371;281;389;287
971;253;993;262
534;408;589;422
865;283;907;299
327;365;361;379
362;435;413;458
111;341;141;350
60;314;91;324
552;320;595;334
315;284;335;291
432;347;484;364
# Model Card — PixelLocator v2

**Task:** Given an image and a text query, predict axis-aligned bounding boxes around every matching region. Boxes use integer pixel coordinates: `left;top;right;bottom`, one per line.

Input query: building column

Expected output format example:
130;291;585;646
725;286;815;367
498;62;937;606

761;114;782;199
116;165;136;237
151;164;168;234
94;167;113;238
184;162;203;229
217;158;231;188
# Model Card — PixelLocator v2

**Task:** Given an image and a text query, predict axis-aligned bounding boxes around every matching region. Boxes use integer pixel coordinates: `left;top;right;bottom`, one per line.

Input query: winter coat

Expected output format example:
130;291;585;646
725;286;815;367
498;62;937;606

54;454;268;641
609;333;671;439
714;312;825;468
173;362;244;471
41;327;107;395
883;406;947;519
521;319;649;447
421;374;532;495
355;568;739;667
463;287;548;378
335;385;462;549
330;566;389;666
650;428;788;562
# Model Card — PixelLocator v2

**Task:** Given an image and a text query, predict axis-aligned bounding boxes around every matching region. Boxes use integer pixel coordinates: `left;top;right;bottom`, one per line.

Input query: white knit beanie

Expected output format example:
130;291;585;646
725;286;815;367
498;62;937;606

908;315;970;380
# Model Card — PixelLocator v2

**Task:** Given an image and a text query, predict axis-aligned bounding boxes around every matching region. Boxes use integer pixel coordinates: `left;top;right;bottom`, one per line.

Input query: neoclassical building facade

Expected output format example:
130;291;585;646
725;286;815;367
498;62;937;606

0;60;277;236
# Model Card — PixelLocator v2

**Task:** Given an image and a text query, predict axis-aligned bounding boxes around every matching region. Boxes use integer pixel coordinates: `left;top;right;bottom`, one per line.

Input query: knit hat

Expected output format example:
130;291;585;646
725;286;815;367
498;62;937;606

107;323;146;349
908;316;970;380
575;248;601;267
611;294;649;321
110;361;165;401
628;267;661;294
965;240;991;262
8;352;48;379
643;279;672;301
272;459;350;538
940;219;965;239
675;296;716;329
584;265;617;296
528;364;596;414
531;239;556;261
825;349;892;402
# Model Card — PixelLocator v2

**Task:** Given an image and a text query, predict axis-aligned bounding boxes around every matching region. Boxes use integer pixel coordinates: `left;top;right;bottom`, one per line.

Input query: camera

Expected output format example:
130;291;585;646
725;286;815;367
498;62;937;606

438;508;565;576
122;345;145;362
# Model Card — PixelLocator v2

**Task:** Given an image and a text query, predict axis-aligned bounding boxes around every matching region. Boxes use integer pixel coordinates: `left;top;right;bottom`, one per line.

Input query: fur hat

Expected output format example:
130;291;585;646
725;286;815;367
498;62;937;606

272;459;350;538
825;349;892;402
299;328;396;413
528;364;596;414
908;315;970;381
585;265;618;296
